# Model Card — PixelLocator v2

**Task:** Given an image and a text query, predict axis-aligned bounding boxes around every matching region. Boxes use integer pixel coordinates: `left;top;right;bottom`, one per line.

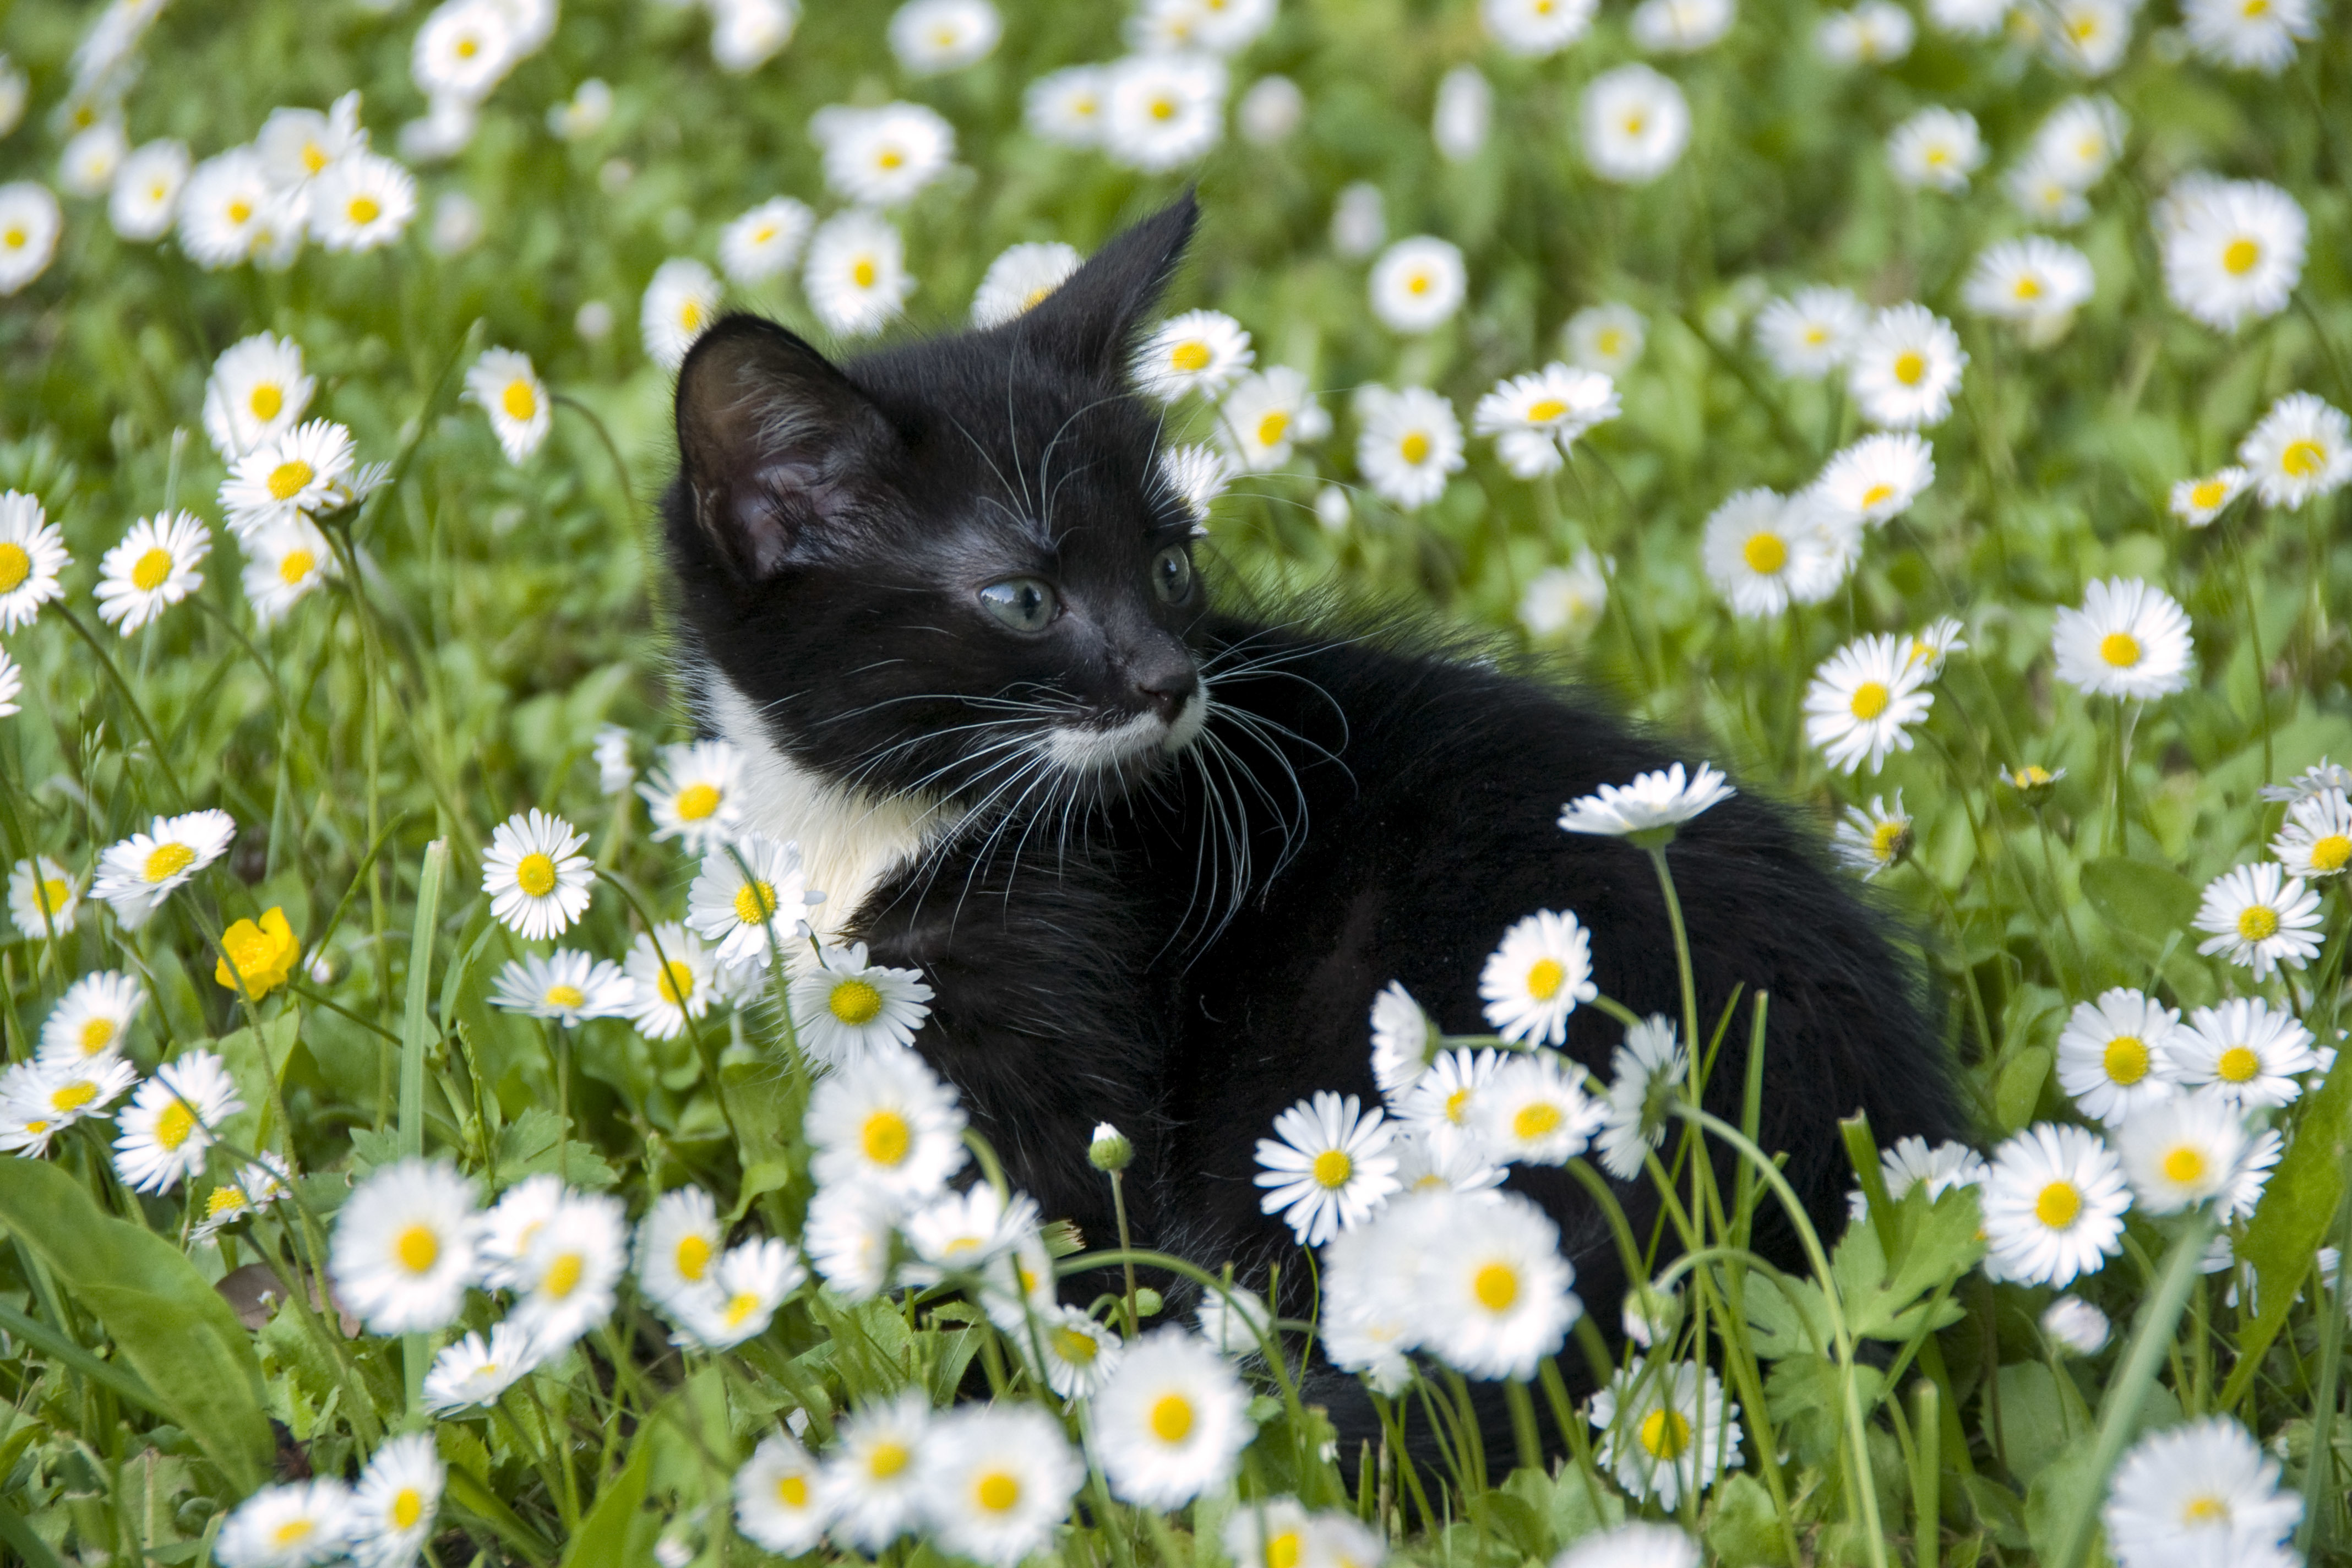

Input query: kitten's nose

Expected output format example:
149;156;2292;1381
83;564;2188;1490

1130;643;1199;724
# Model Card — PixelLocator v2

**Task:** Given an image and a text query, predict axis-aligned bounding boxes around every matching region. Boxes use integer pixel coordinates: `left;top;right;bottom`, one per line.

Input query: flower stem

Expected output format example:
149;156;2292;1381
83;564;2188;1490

1646;846;1703;1082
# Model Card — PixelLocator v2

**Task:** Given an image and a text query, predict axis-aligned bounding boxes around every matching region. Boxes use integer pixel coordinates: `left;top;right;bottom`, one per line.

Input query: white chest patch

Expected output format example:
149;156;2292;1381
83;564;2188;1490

702;673;961;941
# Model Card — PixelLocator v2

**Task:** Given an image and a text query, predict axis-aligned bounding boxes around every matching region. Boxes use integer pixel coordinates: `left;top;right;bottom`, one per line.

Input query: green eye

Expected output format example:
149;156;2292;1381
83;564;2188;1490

979;577;1058;633
1151;546;1194;605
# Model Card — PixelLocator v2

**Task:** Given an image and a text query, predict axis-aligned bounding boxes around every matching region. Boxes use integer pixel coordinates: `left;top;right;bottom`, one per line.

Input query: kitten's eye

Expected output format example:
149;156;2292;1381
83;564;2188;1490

1150;546;1194;605
978;577;1059;633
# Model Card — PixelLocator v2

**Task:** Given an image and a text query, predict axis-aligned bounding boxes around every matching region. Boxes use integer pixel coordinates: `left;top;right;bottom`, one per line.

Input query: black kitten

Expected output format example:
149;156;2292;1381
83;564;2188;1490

662;197;1962;1424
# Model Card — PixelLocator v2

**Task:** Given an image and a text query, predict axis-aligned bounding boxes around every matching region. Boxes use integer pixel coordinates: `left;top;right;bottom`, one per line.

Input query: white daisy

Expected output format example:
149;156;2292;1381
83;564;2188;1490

1847;303;1966;429
219;419;355;540
971;240;1082;329
347;1431;443;1568
2261;758;2352;806
507;1189;629;1349
1158;442;1234;530
1355;385;1464;510
1217;366;1331;472
1632;0;1736;51
0;646;19;717
1817;432;1936;530
1130;0;1280;54
1433;63;1493;162
2174;997;2317;1109
787;941;934;1065
1024;66;1109;147
1369;236;1467;335
1596;1015;1689;1180
1817;1;1915;63
2000;763;2068;807
2040;1296;2110;1354
412;0;516;100
1962;236;2095;341
1520;549;1611;641
310;152;415;252
1017;1302;1121;1399
2182;0;2316;72
734;1434;827;1558
1369;981;1438;1101
1581;65;1689;185
1560;761;1734;842
242;519;337;628
2274;788;2352;880
821;1393;934;1551
1474;1054;1604;1167
0;489;69;630
9;856;82;941
1855;1135;1988;1221
624;922;715;1040
421;1322;547;1413
708;0;799;72
687;835;810;969
640;739;745;849
1222;1499;1317;1568
108;138;188;241
716;195;814;290
2119;1090;2251;1214
1194;1283;1275;1360
1754;286;1867;379
1134;309;1254;402
1401;1046;1504;1138
215;1479;356;1568
802;209;912;340
7;1057;135;1141
1804;634;1934;774
1483;0;1600;53
59;118;127;198
1254;1091;1400;1245
2052;576;2195;701
479;809;591;941
889;0;1001;75
185;1153;292;1243
1979;1122;2131;1287
2159;178;2307;332
592;725;634;796
919;1407;1084;1568
1887;108;1983;193
1479;908;1597;1046
1093;1329;1254;1507
203;333;314;460
2104;1418;2304;1568
37;971;141;1063
809;101;954;209
1101;51;1228;173
2170;466;2251;526
1472;363;1620;478
2030;96;2127;190
2237;391;2352;510
108;1049;241;1193
2006;157;2093;227
1701;488;1849;618
176;148;274;269
900;1184;1038;1285
476;1174;566;1291
2193;862;2323;981
0;181;62;295
807;1046;967;1200
633;1184;727;1314
803;1179;904;1301
1833;792;1915;880
463;347;550;464
1319;1200;1429;1393
90;809;237;929
329;1156;481;1332
1591;1361;1744;1507
2056;988;2182;1125
640;257;721;372
545;78;613;141
1391;1125;1509;1199
1566;303;1647;375
1557;1525;1703;1568
2043;0;2135;74
1330;181;1386;259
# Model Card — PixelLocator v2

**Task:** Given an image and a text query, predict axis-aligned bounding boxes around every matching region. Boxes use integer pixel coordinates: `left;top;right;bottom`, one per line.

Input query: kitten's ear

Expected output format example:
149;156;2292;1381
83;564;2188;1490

1016;192;1199;380
673;315;897;578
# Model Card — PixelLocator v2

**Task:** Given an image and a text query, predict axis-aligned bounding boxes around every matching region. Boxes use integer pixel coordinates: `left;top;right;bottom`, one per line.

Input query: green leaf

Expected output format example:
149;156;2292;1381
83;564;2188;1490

2022;1444;2106;1567
2221;1042;2352;1408
562;1425;656;1568
1995;1046;2052;1134
493;1106;620;1190
1830;1187;1984;1341
0;1158;273;1493
1705;1472;1794;1567
2078;856;2199;946
1981;1362;2086;1486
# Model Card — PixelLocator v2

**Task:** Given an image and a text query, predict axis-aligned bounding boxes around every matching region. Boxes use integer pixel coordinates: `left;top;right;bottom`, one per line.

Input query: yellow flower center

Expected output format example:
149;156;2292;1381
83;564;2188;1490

776;1473;810;1508
545;983;586;1010
457;35;480;58
227;198;253;224
1312;1148;1353;1188
347;195;381;226
1743;531;1787;574
733;879;778;925
1860;482;1895;509
1052;1327;1100;1365
676;1233;713;1282
398;1223;441;1273
2282;439;2326;478
1526;957;1566;999
753;225;777;244
862;1109;912;1166
542;1251;583;1300
1893;351;1926;386
1639;1408;1694;1459
1150;95;1178;122
275;1520;315;1547
829;977;884;1024
155;1100;197;1150
1514;1102;1564;1141
2099;631;2141;668
2162;1146;2205;1185
1622;113;1646;136
2184;1495;2231;1523
2103;1036;2149;1084
279;549;317;585
392;1488;424;1529
974;1471;1021;1513
1804;324;1829;345
2216;1046;2261;1083
1;227;23;251
1265;1531;1303;1568
2013;275;2042;300
1256;410;1290;446
1445;1087;1472;1125
1399;431;1431;464
1926;146;1951;166
1871;819;1908;861
876;148;905;171
130;546;174;591
657;960;695;1005
1407;271;1431;296
1150;1392;1194;1442
250;383;284;421
144;842;197;883
2236;905;2279;941
868;1441;910;1479
2222;238;2260;276
502;380;537;421
208;1185;250;1217
79;1019;116;1053
2310;834;2351;872
1849;681;1890;721
1170;341;1212;373
1598;329;1626;358
1473;1261;1518;1311
673;782;721;820
515;852;558;897
679;300;704;331
2034;1180;2081;1228
852;258;878;288
50;1080;98;1113
268;460;314;502
0;542;31;592
2190;479;2227;509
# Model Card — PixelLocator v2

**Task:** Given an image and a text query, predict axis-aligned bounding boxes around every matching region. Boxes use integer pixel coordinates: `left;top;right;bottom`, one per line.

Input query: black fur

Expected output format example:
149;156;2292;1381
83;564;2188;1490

661;196;1962;1441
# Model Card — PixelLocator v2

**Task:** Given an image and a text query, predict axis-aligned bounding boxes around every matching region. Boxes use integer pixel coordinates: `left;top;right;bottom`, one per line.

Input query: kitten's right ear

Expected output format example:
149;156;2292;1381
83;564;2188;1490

673;315;897;579
1014;193;1199;381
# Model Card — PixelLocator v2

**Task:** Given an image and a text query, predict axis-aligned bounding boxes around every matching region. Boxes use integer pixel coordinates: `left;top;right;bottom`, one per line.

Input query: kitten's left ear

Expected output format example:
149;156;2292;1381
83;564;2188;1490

1008;192;1199;381
673;314;900;579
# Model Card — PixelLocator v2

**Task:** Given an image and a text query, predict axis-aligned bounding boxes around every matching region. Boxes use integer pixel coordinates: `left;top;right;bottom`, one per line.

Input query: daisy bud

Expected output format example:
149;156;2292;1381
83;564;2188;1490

1090;1121;1135;1173
2000;762;2066;810
2040;1295;2110;1355
1621;1280;1682;1348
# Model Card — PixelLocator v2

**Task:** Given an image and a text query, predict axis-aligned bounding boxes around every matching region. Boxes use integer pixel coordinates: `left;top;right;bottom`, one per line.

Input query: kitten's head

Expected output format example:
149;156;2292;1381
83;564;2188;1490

663;197;1213;812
